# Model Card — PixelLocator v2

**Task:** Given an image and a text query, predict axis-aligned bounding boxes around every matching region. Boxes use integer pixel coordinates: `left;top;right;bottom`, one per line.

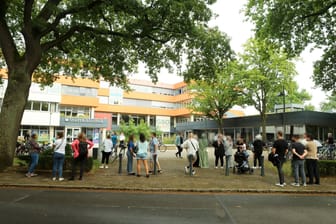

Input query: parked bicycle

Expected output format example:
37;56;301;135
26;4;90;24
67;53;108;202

317;144;336;160
159;140;168;152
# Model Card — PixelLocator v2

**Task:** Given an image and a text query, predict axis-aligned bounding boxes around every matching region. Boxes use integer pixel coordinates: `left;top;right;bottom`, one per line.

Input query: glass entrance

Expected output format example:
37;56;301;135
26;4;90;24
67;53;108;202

66;128;81;143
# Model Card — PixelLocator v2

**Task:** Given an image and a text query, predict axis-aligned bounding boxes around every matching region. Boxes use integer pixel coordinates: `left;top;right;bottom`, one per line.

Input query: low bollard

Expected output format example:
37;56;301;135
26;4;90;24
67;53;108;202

153;154;157;175
188;154;193;176
260;155;265;176
118;148;123;175
225;156;230;176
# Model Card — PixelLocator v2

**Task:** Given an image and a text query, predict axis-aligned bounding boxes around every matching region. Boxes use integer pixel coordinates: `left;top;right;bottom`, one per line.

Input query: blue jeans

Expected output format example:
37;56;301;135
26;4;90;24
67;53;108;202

293;159;306;184
127;151;134;173
52;152;65;178
28;152;39;174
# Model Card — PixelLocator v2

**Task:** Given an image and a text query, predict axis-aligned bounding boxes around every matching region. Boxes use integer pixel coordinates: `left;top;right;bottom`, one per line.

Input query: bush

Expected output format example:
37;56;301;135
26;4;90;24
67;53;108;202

16;155;93;172
319;160;336;176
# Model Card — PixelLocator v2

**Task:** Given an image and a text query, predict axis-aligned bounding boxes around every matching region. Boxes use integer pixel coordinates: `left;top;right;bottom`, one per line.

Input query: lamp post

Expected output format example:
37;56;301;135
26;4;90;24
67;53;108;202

278;84;286;136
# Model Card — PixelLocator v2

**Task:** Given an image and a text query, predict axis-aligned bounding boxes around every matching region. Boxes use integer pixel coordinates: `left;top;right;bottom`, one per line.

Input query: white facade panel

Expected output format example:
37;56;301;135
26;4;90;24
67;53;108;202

21;111;60;126
28;83;61;102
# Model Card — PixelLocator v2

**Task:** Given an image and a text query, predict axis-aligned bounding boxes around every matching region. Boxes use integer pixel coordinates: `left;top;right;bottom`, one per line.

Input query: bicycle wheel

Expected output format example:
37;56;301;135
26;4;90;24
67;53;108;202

159;144;167;152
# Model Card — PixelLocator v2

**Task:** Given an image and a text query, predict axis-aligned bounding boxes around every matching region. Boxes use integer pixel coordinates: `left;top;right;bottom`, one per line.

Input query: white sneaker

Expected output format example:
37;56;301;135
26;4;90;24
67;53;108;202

220;166;224;169
52;177;56;181
275;183;285;187
215;166;218;169
184;166;188;174
291;182;300;187
302;183;307;187
99;165;104;169
105;165;109;169
59;177;64;181
192;170;196;175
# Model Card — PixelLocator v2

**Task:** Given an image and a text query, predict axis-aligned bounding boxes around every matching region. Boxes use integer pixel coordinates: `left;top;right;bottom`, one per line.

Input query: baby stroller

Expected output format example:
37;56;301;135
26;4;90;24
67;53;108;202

233;150;253;174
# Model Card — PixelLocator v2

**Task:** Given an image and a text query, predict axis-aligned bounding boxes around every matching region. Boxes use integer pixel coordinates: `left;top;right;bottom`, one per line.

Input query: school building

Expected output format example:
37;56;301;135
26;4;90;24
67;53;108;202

0;70;244;145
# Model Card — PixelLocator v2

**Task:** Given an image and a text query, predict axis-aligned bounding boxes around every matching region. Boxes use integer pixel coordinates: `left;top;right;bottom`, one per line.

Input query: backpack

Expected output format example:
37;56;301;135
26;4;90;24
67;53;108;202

25;140;33;151
78;141;88;158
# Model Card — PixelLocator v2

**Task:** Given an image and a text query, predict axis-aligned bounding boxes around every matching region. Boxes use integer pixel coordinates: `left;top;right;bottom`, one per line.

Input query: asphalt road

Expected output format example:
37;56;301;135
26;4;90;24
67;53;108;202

0;188;335;224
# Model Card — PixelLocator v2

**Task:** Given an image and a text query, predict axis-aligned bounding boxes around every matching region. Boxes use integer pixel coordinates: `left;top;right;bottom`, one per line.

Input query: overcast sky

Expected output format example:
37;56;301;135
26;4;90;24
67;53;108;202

132;0;327;112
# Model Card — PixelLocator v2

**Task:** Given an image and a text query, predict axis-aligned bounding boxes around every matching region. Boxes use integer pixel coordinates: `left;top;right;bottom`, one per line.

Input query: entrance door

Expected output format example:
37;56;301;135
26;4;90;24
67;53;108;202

66;128;81;143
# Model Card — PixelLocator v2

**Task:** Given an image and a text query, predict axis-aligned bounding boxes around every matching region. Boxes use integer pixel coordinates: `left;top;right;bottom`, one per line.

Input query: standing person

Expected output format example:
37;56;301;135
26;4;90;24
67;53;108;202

252;134;265;169
52;132;66;181
192;134;200;167
225;136;234;168
181;133;199;175
136;133;150;178
198;133;209;168
126;134;136;175
175;132;183;158
326;133;334;158
99;134;113;169
236;137;246;152
212;134;225;169
149;132;162;174
69;132;94;181
25;133;41;177
306;133;320;185
271;131;288;187
290;135;307;187
119;132;125;146
111;131;118;155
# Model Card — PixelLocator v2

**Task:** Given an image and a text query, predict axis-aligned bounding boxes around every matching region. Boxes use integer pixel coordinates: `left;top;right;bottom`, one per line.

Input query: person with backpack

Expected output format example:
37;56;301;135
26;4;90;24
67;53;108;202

252;134;265;169
25;133;41;177
69;132;94;180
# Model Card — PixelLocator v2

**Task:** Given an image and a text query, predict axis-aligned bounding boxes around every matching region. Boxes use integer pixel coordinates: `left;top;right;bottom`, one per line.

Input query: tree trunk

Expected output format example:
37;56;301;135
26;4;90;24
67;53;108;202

0;66;32;171
261;112;267;142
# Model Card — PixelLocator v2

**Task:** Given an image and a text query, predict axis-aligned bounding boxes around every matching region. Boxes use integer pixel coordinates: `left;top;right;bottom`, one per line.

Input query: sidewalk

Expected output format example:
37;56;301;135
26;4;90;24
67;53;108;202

1;148;335;194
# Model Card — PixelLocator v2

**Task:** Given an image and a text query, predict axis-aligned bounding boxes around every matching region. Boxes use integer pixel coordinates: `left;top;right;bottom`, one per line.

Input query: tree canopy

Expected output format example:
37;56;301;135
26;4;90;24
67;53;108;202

245;0;336;92
188;62;242;133
0;0;226;171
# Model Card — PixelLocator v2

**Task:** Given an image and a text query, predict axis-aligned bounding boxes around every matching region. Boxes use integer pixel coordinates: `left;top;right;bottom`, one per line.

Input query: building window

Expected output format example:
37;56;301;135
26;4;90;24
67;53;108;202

60;106;91;118
61;85;97;97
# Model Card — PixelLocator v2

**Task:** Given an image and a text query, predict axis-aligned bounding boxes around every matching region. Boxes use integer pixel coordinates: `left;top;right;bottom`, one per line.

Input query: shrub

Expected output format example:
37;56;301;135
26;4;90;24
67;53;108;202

16;155;93;172
319;160;336;176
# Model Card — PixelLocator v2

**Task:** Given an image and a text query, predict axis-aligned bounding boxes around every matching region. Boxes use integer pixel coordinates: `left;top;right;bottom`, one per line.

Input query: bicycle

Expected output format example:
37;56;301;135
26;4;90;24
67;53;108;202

110;143;126;164
159;141;168;152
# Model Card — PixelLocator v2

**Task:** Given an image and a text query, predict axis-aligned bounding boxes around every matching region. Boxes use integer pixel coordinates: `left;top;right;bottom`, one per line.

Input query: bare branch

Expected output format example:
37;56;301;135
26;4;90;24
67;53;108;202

302;1;336;19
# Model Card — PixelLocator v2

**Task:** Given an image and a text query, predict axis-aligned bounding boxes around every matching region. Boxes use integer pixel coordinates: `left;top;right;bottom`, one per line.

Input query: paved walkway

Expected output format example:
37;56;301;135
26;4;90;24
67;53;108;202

1;148;335;194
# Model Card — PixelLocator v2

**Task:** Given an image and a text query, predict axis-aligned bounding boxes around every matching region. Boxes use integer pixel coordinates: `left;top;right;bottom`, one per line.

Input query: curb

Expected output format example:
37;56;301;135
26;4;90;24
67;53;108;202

1;183;336;195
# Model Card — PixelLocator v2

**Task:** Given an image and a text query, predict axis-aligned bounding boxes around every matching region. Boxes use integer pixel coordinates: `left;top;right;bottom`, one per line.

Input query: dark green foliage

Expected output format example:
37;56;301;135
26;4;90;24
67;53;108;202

319;160;336;176
245;0;336;92
17;155;93;172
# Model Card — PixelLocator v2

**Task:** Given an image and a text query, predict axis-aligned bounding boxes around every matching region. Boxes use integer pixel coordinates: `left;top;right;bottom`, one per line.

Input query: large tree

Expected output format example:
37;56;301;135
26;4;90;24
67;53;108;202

0;0;221;171
245;0;336;93
239;38;297;140
188;62;242;133
321;94;336;112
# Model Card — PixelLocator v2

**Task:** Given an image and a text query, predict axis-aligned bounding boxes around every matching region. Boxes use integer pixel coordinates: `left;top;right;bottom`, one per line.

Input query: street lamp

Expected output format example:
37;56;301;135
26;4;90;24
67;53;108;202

278;84;286;136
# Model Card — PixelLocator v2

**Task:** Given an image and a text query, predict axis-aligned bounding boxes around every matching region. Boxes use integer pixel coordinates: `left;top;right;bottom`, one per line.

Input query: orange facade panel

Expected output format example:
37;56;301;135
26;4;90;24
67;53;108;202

95;104;192;117
56;76;100;88
61;95;99;107
98;88;109;96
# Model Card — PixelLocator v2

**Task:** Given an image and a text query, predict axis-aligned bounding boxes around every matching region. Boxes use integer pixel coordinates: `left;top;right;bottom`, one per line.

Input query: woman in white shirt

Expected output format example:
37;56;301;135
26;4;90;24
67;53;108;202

100;134;113;168
52;132;67;181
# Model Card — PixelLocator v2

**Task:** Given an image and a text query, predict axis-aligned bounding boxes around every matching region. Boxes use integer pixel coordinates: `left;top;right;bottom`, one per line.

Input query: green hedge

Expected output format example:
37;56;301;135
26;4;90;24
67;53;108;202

319;160;336;176
16;155;93;172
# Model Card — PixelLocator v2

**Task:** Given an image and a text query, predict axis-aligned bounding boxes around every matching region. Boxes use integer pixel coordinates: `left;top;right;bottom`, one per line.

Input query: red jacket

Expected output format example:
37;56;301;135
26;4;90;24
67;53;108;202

71;139;94;158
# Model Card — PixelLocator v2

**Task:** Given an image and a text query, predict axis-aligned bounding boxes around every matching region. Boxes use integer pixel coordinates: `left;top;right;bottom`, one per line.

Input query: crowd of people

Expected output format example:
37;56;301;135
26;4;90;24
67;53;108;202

23;130;333;185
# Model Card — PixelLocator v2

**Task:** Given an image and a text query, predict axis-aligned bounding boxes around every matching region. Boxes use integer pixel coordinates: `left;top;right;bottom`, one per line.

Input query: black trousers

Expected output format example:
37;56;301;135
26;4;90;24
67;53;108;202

193;151;200;167
215;154;224;167
306;159;320;184
275;159;285;184
71;156;86;178
101;151;112;164
175;146;183;157
253;152;263;167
